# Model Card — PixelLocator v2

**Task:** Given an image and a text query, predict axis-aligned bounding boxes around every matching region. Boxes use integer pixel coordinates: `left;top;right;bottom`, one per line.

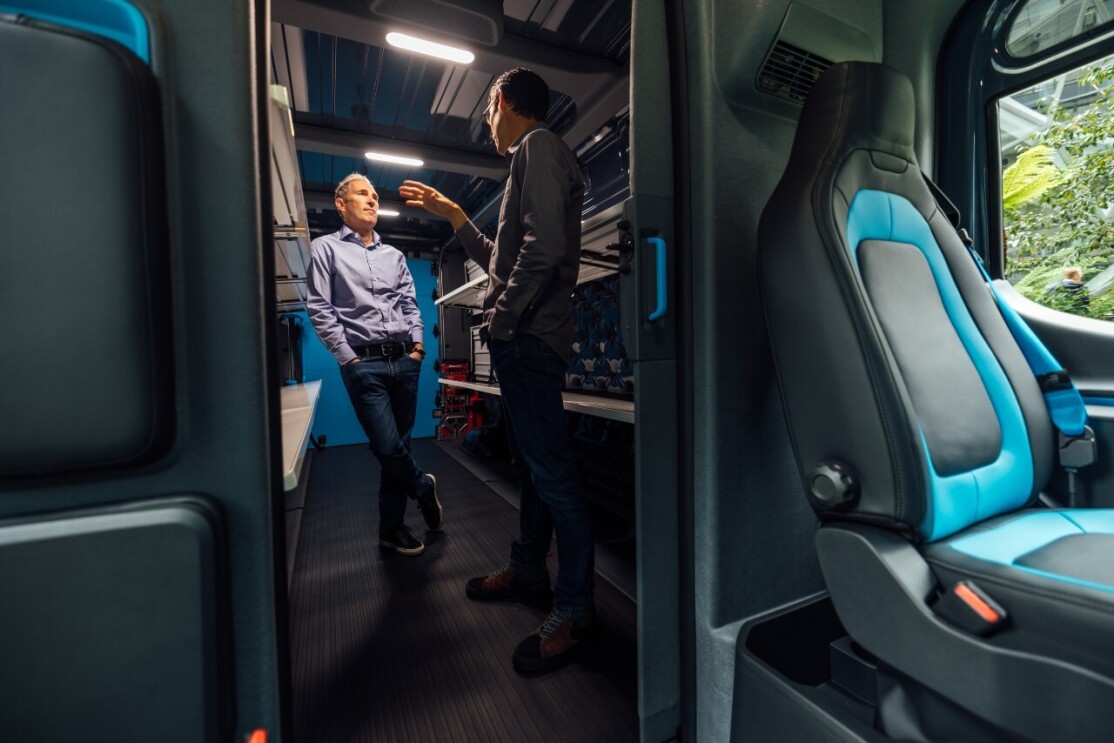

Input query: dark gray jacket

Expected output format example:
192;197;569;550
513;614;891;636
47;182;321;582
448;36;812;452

455;124;584;359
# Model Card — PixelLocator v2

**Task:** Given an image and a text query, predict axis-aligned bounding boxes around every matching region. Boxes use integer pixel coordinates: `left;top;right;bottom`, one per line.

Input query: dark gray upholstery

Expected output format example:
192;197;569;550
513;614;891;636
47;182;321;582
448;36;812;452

0;16;172;477
859;239;1001;475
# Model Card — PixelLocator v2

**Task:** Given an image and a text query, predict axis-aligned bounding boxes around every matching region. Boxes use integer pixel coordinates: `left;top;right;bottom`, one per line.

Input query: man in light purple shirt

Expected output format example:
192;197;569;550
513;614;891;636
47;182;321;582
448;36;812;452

307;173;443;556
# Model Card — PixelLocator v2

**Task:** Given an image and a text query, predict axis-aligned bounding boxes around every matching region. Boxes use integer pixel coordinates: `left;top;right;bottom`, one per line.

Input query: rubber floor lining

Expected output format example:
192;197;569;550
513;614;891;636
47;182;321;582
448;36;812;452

288;440;639;742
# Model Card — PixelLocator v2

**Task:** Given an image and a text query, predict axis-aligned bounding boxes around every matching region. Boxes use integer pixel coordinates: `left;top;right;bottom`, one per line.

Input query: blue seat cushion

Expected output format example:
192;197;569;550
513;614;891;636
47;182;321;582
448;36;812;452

924;509;1114;678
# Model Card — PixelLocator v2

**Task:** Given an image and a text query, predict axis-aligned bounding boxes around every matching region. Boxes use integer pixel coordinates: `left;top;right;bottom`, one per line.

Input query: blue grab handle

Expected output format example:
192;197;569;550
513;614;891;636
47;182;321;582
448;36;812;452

647;236;668;321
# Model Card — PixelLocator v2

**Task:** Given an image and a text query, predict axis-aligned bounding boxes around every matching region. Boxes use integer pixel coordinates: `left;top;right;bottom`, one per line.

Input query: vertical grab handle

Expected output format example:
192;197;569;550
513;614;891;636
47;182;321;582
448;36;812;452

647;236;668;321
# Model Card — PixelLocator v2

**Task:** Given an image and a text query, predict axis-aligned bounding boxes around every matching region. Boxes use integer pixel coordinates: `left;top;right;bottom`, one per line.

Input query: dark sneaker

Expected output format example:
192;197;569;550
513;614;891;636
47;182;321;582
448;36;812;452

417;474;443;531
465;564;551;605
379;525;424;556
512;608;595;673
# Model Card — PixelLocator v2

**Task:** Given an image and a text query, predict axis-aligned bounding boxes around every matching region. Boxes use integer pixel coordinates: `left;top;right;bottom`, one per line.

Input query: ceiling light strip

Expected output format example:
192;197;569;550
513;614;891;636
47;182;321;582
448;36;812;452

385;32;474;64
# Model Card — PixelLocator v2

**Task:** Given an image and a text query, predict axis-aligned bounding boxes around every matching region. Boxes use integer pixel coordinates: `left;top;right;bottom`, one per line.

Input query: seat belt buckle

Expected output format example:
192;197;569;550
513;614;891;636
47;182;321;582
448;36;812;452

1059;426;1096;470
933;580;1008;637
1038;369;1073;392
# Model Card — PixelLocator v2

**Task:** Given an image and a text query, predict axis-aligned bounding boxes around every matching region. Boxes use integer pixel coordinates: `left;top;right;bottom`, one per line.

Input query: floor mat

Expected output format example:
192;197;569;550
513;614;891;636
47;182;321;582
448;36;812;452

288;440;639;743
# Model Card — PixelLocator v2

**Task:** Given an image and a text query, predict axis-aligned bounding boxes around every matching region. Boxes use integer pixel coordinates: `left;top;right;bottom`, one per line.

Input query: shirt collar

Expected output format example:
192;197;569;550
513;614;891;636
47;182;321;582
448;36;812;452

339;223;381;249
505;122;548;161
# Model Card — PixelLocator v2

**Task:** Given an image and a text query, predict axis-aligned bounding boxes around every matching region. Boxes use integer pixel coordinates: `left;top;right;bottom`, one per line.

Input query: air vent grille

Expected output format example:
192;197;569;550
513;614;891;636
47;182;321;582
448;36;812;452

756;41;832;104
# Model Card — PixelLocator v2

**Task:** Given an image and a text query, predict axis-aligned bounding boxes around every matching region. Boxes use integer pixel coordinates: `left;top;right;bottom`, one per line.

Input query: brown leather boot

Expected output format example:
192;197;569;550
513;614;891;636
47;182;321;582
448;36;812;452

512;608;595;673
465;564;551;605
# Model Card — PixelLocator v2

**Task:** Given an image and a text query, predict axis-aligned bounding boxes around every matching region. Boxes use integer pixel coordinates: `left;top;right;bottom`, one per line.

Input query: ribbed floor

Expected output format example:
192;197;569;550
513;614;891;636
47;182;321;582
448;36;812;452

288;440;639;743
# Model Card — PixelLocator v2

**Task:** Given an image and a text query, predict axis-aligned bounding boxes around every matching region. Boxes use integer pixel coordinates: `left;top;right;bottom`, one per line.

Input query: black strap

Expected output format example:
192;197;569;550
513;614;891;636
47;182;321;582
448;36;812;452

920;171;962;231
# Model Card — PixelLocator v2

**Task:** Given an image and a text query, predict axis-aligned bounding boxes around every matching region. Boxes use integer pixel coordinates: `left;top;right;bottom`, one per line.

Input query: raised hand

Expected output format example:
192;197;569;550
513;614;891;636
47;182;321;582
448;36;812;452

399;180;467;228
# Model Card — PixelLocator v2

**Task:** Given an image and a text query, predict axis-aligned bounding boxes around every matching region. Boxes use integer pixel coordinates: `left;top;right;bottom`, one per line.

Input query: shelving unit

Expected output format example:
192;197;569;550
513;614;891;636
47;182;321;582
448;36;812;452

280;382;321;490
270;82;319;490
433;202;627;313
433;200;633;425
437;378;635;423
434;273;488;309
270;83;312;312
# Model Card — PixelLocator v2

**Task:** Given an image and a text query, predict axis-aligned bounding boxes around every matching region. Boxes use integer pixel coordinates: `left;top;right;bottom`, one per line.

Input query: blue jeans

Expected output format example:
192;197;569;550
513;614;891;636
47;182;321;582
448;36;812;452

490;334;594;613
340;355;431;534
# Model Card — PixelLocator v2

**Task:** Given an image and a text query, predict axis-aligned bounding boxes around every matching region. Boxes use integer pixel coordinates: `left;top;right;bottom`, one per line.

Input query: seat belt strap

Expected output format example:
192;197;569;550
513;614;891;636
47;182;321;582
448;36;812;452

920;173;1090;442
961;241;1088;437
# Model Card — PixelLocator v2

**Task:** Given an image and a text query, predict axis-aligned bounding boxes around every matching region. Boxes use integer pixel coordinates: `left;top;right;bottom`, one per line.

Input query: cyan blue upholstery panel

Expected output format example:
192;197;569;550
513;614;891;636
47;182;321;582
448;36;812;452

948;510;1114;593
847;190;1033;541
0;0;149;61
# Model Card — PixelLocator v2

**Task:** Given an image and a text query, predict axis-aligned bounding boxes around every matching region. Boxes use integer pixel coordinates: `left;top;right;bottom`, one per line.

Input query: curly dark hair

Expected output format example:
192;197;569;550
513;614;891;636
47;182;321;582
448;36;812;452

489;67;550;122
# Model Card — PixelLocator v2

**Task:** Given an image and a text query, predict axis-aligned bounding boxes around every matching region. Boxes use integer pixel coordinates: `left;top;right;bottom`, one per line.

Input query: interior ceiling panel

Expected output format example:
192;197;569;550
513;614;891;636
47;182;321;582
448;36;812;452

271;0;631;256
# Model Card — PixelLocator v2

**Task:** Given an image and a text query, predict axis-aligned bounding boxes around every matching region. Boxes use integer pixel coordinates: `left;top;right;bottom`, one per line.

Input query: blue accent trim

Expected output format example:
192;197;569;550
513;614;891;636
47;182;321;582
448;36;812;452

1;0;149;63
949;510;1114;594
1083;396;1114;407
647;237;668;321
847;191;1033;541
964;246;1088;437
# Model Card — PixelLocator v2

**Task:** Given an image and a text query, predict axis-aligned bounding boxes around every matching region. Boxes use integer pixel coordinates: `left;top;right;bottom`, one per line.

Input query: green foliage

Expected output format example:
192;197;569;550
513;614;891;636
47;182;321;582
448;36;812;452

1004;59;1114;320
1002;145;1060;211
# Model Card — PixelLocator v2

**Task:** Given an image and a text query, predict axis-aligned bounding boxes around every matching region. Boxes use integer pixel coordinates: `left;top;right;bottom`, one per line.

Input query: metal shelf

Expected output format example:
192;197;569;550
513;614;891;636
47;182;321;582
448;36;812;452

437;379;634;424
280;380;321;491
435;274;488;309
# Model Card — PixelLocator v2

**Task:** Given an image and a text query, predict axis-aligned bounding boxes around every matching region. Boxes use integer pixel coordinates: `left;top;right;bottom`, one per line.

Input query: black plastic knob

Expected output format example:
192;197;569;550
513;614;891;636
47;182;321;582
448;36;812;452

808;461;859;509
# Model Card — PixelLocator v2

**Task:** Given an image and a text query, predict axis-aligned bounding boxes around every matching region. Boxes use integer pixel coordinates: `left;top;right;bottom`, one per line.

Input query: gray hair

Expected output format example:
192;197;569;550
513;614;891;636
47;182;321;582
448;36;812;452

335;173;373;203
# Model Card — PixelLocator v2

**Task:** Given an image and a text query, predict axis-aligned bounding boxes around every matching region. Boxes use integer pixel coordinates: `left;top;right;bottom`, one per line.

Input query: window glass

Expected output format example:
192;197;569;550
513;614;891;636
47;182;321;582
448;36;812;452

999;54;1114;319
1006;0;1114;58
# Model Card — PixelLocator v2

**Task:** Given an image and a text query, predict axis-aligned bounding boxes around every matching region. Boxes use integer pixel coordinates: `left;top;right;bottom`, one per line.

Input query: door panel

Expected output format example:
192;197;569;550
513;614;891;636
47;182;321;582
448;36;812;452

624;0;682;739
0;2;285;740
0;497;229;741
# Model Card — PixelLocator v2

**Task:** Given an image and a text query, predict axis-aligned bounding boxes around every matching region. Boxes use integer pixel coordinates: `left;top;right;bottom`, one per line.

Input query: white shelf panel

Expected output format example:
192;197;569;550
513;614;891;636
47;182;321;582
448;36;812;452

438;379;634;424
436;274;489;308
280;380;321;491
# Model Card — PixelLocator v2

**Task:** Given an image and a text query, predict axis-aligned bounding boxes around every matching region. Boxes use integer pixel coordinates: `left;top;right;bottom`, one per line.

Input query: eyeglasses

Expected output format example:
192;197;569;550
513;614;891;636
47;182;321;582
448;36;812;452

483;97;497;125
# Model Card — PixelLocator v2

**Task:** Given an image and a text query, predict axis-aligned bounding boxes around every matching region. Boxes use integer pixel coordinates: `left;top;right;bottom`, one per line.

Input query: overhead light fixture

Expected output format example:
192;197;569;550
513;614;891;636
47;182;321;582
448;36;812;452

365;151;424;167
378;209;400;217
385;32;475;64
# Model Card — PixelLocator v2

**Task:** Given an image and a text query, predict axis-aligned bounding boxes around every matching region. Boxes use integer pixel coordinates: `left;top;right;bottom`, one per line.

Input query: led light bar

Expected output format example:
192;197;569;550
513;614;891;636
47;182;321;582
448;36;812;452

364;151;424;167
385;32;475;64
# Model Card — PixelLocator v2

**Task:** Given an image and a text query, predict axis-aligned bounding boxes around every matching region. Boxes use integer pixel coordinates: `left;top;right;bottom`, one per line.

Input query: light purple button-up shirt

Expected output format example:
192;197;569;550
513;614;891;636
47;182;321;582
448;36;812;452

307;225;423;366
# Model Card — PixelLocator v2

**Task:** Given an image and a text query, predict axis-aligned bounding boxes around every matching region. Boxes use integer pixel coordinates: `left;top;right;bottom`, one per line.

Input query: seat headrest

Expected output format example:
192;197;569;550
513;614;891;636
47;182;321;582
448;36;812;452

788;62;917;173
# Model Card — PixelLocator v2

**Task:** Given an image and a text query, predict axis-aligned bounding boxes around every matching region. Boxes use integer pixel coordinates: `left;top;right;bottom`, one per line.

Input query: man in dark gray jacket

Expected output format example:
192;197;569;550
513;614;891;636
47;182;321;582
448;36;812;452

400;67;592;673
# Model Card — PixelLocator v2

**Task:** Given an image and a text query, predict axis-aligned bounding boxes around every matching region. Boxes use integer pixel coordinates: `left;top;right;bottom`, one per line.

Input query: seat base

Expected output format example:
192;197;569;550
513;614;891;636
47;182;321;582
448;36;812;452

925;508;1114;679
817;522;1114;742
732;593;1011;741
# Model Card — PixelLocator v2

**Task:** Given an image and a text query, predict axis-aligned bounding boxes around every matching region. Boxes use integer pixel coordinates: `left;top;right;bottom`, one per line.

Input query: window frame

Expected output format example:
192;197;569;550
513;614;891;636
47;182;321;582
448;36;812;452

936;0;1114;282
999;0;1114;68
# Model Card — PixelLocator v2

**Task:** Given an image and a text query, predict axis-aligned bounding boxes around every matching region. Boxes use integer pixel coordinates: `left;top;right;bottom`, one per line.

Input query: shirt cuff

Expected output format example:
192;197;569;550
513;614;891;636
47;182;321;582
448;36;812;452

337;345;358;366
409;330;424;344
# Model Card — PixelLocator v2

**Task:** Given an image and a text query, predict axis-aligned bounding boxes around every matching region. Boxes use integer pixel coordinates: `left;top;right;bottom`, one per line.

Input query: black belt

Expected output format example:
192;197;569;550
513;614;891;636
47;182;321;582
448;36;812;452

353;341;413;358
